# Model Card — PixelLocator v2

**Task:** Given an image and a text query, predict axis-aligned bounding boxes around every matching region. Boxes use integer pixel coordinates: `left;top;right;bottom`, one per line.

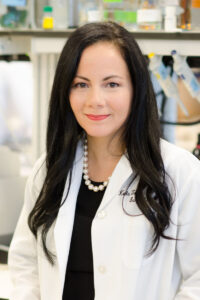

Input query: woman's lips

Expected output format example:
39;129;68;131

86;114;110;121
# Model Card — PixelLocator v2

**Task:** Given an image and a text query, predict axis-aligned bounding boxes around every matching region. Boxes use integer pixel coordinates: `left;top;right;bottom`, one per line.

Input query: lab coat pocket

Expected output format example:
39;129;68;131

122;214;153;269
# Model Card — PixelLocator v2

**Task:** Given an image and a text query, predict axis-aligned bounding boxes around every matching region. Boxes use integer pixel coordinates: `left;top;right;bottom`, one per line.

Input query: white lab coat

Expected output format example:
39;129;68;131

8;139;200;300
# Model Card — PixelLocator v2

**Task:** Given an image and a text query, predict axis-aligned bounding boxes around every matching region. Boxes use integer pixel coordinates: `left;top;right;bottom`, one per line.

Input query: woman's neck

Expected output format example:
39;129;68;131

85;135;124;182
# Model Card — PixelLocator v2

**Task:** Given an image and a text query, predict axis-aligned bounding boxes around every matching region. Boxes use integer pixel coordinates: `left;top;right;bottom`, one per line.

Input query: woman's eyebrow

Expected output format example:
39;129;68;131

103;75;123;81
75;75;90;81
75;75;123;81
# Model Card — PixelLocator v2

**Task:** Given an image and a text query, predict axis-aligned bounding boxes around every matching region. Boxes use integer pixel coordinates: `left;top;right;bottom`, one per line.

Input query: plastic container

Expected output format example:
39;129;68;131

171;50;200;102
0;0;33;28
42;5;53;29
164;6;177;31
137;0;162;30
148;53;188;115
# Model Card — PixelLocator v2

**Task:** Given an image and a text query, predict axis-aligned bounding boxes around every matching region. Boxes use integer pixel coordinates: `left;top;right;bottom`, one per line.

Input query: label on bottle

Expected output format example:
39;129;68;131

137;9;162;23
2;0;26;6
43;17;54;29
124;11;137;23
164;15;177;31
103;0;122;2
192;0;200;8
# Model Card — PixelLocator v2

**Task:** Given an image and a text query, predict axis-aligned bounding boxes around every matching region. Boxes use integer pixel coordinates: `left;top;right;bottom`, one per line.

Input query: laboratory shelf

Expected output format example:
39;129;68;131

0;29;200;55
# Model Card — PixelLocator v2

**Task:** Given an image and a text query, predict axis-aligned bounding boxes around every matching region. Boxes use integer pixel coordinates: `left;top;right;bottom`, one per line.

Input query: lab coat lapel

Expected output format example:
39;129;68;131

98;154;135;211
53;143;83;292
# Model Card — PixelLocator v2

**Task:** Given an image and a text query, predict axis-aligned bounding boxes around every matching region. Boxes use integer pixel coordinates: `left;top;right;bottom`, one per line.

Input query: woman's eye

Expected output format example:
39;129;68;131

73;82;88;88
107;82;119;88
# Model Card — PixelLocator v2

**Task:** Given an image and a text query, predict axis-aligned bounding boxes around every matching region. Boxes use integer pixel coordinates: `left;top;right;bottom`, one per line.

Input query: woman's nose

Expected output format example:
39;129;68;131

86;87;105;107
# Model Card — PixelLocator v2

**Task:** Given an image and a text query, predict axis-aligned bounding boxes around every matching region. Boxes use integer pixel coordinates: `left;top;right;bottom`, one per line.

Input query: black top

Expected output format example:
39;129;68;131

62;176;105;300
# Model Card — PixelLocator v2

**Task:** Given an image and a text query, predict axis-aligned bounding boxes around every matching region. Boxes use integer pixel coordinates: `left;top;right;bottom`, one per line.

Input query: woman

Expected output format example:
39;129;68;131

8;22;200;300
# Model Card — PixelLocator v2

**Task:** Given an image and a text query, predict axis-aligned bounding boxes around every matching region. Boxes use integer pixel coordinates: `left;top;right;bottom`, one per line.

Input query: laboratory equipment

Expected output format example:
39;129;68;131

148;53;188;115
171;50;200;102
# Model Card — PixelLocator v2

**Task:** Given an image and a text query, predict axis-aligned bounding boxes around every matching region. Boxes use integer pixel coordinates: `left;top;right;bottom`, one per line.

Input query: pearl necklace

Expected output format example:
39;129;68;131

83;139;110;192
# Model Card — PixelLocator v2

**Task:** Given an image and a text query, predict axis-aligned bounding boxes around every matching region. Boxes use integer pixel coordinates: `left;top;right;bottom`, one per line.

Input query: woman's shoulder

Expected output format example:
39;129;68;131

160;138;200;178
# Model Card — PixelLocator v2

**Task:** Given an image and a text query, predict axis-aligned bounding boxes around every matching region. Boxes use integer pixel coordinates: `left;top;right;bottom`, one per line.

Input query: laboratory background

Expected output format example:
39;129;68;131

0;0;200;299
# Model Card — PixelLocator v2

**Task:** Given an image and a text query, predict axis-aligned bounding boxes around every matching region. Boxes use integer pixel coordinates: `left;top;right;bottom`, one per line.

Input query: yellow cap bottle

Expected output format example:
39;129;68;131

42;6;54;29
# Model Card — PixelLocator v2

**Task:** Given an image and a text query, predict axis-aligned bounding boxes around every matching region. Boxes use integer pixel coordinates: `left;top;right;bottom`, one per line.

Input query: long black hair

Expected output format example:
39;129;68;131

28;22;174;264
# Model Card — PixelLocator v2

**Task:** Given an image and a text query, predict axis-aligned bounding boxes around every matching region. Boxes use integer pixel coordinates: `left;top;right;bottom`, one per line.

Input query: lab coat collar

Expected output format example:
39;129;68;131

98;153;135;211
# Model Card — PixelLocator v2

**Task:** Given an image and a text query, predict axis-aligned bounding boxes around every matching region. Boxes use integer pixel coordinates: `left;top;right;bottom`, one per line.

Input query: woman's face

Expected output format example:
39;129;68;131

69;42;133;141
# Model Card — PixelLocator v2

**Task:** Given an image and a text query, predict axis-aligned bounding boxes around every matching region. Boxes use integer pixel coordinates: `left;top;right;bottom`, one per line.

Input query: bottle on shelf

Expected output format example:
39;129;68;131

171;50;200;102
180;0;191;30
148;53;188;115
122;0;138;30
160;0;185;31
137;0;162;30
35;0;47;28
50;0;68;29
42;6;54;30
79;0;102;26
164;6;178;31
191;0;200;30
103;0;138;29
192;133;200;160
68;0;79;28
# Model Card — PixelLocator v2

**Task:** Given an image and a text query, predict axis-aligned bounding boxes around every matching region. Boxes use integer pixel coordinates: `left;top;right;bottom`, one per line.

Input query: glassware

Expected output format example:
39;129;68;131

122;0;138;30
180;0;191;30
137;0;162;30
51;0;68;29
35;0;47;28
